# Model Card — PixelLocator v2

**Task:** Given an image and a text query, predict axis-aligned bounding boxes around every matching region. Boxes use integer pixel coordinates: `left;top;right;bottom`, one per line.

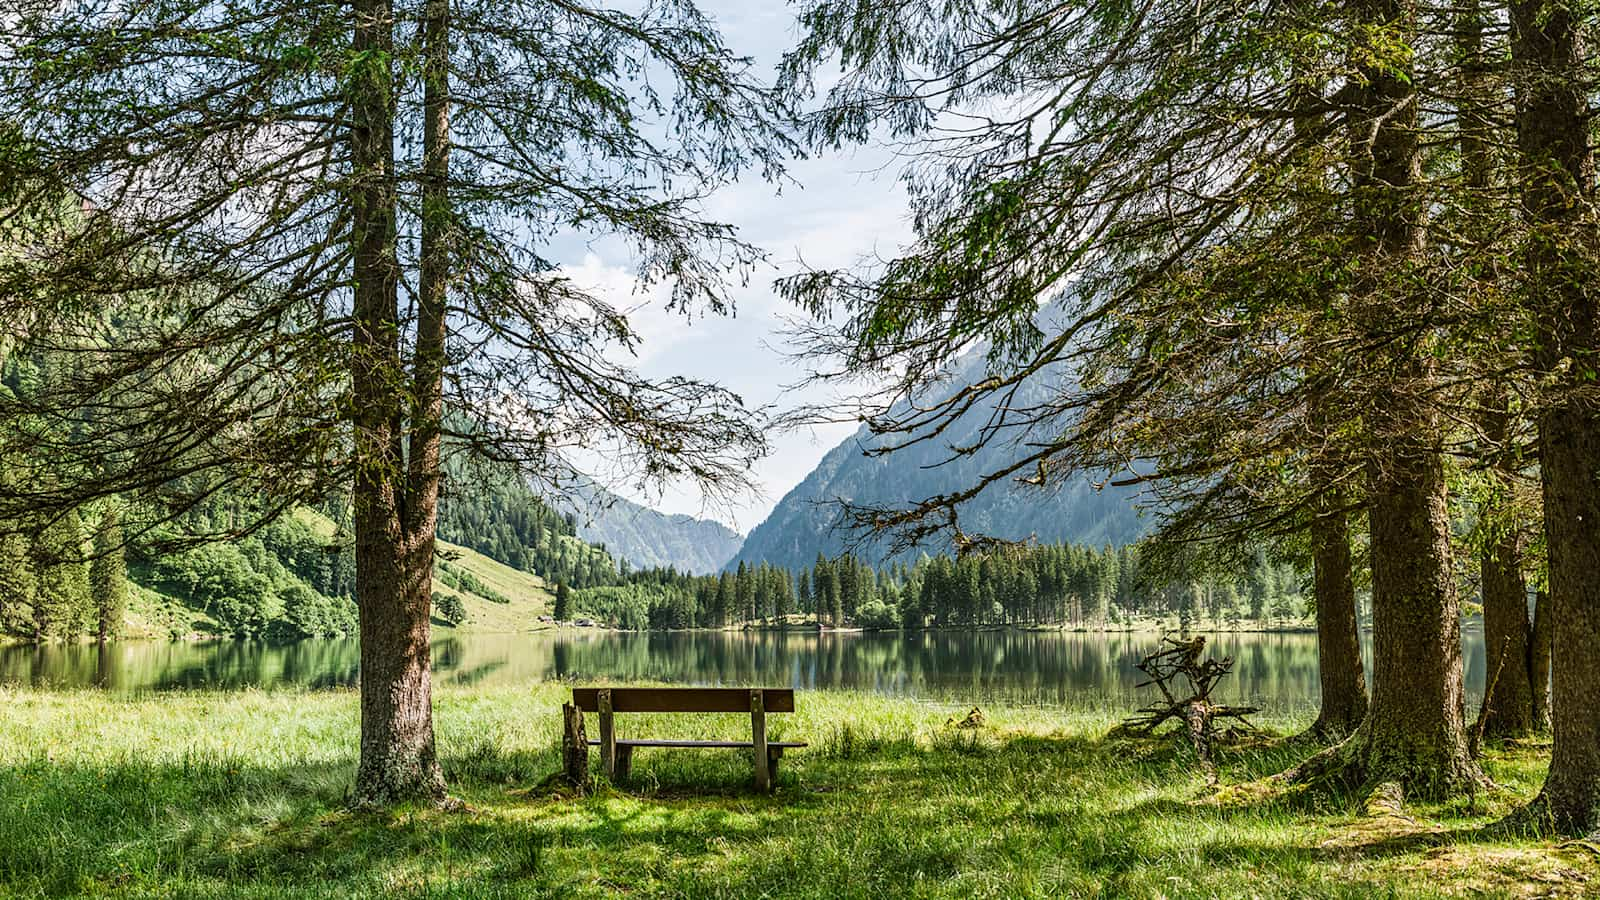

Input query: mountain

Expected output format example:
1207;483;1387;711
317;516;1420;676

729;353;1148;571
564;485;743;575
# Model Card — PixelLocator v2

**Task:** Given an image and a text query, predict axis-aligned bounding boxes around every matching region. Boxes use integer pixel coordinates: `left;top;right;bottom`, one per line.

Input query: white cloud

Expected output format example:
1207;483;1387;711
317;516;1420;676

552;252;688;368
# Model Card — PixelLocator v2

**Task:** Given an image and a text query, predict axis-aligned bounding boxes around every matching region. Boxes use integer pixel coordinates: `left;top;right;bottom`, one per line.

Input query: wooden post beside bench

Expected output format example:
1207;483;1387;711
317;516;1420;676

561;687;805;791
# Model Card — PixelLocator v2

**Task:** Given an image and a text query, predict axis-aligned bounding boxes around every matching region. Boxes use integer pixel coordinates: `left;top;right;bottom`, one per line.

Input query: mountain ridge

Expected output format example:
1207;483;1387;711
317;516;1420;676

727;353;1148;570
562;483;744;575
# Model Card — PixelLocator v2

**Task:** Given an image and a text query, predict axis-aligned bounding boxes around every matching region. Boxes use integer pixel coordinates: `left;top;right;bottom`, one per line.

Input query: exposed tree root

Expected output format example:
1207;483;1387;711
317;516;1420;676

1289;717;1359;748
1494;792;1600;841
1277;720;1488;806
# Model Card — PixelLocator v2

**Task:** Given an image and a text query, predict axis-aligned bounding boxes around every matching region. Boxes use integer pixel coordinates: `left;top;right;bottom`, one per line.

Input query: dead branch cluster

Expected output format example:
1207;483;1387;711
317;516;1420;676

1120;634;1259;780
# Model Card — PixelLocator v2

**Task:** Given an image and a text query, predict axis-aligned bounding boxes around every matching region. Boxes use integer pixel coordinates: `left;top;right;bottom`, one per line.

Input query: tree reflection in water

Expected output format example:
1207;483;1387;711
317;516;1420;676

0;629;1490;715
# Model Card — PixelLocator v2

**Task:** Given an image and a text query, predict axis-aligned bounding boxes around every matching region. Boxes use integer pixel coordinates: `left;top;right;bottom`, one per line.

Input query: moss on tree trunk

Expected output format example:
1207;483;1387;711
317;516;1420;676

1508;0;1600;835
1291;447;1483;799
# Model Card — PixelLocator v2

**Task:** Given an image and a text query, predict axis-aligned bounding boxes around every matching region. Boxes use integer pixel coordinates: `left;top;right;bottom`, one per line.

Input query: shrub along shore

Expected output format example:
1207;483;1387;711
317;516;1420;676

0;682;1589;898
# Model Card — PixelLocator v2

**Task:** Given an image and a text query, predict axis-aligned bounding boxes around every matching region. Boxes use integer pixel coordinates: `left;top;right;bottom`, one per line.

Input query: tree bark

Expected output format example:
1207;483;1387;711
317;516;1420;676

1476;395;1538;739
1536;408;1600;830
1289;0;1483;799
561;702;588;786
1478;522;1535;738
1351;0;1480;798
1510;0;1600;834
1291;437;1481;796
1353;432;1481;796
408;0;450;544
1291;31;1367;743
1531;589;1552;731
1454;0;1538;744
349;0;445;805
91;506;125;645
1307;498;1367;740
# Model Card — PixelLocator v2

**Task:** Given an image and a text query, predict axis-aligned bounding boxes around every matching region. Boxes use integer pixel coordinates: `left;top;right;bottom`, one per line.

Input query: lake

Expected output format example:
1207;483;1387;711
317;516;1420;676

0;629;1495;715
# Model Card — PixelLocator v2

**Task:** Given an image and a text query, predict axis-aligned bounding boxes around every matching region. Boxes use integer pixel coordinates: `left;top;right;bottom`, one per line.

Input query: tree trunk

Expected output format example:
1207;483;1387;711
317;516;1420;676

91;506;126;645
1292;442;1480;797
349;0;445;805
1349;0;1479;797
407;0;450;543
1531;590;1552;731
1290;2;1366;744
352;515;442;804
1288;0;1484;799
1349;438;1480;796
1307;499;1367;740
1536;411;1600;830
1455;0;1538;745
1478;525;1535;738
1510;0;1600;834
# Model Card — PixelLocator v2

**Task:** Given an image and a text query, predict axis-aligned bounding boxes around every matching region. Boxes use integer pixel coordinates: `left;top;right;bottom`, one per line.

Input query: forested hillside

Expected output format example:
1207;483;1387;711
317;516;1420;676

0;491;562;643
730;351;1147;571
1;349;581;641
435;461;620;590
0;329;623;642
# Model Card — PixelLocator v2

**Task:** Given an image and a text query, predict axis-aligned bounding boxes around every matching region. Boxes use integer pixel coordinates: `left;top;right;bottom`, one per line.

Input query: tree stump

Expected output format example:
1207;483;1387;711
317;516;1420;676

561;702;588;786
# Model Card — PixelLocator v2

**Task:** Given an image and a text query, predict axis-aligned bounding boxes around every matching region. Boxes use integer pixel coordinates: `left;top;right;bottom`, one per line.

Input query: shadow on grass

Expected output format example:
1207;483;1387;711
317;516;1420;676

0;724;1582;898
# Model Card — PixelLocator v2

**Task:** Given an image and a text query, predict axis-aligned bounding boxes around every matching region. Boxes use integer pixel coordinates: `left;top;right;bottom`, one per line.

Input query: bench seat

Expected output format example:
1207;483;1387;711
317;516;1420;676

585;736;807;781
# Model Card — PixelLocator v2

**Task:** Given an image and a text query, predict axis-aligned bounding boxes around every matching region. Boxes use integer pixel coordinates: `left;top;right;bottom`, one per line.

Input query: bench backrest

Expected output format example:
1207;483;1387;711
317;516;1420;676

571;687;795;714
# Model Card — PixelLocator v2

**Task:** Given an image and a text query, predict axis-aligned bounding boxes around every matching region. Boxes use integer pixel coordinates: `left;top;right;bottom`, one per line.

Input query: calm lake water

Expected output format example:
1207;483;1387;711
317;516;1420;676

0;629;1494;715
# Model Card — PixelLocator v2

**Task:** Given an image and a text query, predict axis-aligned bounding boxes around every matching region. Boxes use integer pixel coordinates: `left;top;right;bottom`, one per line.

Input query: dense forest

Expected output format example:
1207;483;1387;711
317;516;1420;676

0;318;636;643
434;462;620;591
570;545;1307;633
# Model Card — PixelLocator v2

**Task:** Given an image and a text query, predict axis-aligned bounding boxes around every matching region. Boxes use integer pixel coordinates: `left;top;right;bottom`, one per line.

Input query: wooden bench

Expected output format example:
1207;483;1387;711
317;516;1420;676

560;687;805;791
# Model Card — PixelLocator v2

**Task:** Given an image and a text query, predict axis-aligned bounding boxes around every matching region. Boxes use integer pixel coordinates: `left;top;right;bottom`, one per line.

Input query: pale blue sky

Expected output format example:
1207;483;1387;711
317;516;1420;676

556;2;913;531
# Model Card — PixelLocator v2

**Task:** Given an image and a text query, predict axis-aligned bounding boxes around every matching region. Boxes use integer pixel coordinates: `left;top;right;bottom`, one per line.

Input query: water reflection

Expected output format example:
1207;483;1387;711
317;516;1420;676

0;629;1491;714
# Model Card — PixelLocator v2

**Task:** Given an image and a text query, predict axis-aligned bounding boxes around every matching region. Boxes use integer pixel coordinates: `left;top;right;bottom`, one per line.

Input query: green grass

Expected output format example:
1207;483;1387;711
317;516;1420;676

0;683;1590;898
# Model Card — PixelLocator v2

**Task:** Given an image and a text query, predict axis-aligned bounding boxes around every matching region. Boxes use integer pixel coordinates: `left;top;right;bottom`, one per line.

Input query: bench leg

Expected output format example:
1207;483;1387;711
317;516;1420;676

598;689;617;780
615;744;634;782
767;746;783;782
751;690;770;792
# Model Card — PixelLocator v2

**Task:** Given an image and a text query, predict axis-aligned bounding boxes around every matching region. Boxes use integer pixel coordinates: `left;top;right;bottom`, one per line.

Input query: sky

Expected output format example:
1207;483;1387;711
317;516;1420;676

552;2;915;532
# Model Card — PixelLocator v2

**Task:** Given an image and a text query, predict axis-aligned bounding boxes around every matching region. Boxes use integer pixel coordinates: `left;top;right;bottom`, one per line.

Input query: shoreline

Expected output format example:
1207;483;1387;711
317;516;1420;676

2;620;1341;646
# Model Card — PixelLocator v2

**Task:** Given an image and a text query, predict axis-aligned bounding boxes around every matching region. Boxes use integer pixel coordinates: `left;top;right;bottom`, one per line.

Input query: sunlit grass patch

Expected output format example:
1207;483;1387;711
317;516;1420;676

0;681;1593;897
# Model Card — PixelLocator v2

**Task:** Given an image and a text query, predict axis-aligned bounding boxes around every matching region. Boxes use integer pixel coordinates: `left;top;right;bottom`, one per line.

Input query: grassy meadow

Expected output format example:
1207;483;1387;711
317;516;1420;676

0;682;1591;898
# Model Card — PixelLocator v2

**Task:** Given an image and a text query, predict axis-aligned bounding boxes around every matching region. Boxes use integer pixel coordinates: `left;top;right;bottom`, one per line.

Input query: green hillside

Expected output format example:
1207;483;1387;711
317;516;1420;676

114;507;554;640
296;506;557;633
429;541;554;633
4;481;591;644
